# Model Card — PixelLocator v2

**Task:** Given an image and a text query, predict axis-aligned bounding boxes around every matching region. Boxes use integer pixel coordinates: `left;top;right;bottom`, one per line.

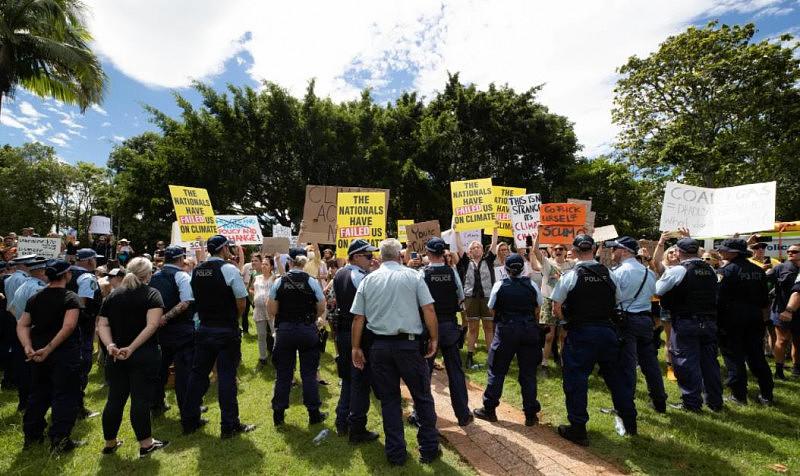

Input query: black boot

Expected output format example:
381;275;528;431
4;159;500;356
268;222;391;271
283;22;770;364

309;409;328;425
473;407;498;422
774;363;786;380
465;352;474;369
558;424;589;446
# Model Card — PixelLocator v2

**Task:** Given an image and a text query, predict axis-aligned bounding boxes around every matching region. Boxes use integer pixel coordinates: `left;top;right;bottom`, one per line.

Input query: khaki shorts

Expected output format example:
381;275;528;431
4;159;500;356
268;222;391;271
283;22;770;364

539;297;557;325
464;297;492;321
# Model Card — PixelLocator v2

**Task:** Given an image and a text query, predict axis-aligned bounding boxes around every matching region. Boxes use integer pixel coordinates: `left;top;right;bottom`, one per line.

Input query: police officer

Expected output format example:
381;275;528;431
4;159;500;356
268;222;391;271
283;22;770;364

551;235;636;445
417;237;472;426
768;243;800;379
268;247;328;427
67;248;103;419
183;235;255;438
606;236;667;413
351;238;440;466
16;259;85;453
0;260;16;390
715;238;773;405
9;256;49;412
473;253;542;426
656;238;723;413
332;238;380;442
149;245;195;417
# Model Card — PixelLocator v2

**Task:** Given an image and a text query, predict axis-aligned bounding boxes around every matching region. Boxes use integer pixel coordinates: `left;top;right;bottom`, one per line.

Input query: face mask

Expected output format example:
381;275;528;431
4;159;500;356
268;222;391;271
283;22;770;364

307;251;315;259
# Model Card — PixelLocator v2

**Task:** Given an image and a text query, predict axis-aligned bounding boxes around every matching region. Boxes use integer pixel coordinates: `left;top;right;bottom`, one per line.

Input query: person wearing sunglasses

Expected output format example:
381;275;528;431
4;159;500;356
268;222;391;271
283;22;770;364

767;244;800;379
701;251;721;270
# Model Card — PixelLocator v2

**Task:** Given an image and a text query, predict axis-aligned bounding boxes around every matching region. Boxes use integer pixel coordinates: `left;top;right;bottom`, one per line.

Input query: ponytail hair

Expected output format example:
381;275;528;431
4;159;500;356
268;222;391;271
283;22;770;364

292;255;309;268
121;257;152;290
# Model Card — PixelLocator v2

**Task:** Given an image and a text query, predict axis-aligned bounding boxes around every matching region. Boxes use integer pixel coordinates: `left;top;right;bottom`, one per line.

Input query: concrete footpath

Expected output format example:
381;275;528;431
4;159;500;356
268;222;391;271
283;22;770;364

403;367;625;476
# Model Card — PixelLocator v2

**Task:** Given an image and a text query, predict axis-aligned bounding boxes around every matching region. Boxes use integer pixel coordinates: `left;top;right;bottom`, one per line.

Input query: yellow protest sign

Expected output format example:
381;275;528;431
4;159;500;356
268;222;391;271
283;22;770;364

397;219;414;242
168;185;218;240
491;186;526;237
451;178;494;231
336;192;387;258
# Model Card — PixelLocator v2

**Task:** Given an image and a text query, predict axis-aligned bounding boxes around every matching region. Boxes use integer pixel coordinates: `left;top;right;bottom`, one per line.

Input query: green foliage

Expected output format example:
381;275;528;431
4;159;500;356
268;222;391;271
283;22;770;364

613;21;800;220
0;0;107;113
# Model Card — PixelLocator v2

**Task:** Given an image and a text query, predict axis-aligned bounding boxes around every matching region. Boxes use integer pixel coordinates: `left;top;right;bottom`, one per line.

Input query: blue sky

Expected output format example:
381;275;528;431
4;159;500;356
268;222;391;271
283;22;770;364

1;0;798;167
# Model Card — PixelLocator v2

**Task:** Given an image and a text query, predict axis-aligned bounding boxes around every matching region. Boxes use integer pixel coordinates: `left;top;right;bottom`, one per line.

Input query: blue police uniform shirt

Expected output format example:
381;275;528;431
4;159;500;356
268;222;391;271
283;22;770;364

206;257;249;299
612;257;657;313
268;269;325;301
487;277;543;309
74;265;98;299
655;258;702;296
4;269;30;311
350;260;434;335
348;263;368;289
163;263;195;302
10;276;46;320
550;260;622;304
422;263;466;302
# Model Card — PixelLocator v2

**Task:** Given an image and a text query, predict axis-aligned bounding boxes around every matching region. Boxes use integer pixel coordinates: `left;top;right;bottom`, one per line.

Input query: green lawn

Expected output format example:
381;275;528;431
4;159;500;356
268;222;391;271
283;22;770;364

465;338;800;476
0;330;475;476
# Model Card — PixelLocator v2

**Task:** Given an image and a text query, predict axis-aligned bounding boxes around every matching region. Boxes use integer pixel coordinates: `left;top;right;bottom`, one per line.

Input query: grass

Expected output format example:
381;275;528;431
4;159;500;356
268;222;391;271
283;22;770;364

0;327;476;476
464;334;800;476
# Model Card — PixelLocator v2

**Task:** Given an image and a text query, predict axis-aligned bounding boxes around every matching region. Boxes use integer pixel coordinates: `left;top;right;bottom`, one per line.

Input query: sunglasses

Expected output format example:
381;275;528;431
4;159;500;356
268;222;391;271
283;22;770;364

553;247;565;251
703;258;714;261
787;250;799;254
359;253;373;260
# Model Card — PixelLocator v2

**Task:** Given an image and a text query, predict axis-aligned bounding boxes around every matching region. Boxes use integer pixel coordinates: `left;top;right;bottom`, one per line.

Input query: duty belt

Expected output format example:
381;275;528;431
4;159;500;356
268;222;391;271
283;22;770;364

372;333;421;341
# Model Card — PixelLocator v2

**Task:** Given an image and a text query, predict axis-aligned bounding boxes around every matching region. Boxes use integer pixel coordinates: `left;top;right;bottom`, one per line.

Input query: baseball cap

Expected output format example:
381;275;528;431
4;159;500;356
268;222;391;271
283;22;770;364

206;234;229;253
76;248;101;261
605;236;639;254
504;253;526;274
27;256;48;271
424;237;447;254
572;234;595;251
749;242;768;250
164;245;186;260
676;238;700;254
288;247;307;260
45;259;71;279
11;254;38;265
717;238;752;257
348;238;378;256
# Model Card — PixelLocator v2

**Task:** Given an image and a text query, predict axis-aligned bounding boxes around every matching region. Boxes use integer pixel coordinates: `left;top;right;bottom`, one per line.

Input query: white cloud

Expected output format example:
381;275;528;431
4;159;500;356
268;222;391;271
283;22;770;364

47;132;70;147
19;101;46;119
60;117;86;129
112;135;126;142
83;0;798;156
91;104;108;115
101;121;111;127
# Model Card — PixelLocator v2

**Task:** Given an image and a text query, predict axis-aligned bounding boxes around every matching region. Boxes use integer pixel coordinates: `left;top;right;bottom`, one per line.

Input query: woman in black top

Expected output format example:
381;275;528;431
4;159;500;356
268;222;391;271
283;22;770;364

97;257;168;457
17;259;83;453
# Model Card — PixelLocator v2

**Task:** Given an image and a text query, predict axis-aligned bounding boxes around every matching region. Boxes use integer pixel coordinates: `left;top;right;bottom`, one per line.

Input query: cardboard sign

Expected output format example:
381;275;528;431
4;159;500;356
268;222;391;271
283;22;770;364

442;228;482;251
272;224;292;239
405;220;441;254
261;237;290;256
451;178;495;231
567;198;595;234
215;215;263;245
592;225;619;243
168;185;218;240
659;181;776;237
298;185;389;245
539;225;582;245
492;186;526;238
335;192;387;258
89;216;112;235
397;219;414;242
17;237;60;259
508;193;541;248
541;203;586;226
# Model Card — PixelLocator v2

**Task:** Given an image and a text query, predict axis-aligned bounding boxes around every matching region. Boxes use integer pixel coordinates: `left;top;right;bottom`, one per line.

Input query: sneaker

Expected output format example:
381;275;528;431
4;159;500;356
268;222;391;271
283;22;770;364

558;424;589;446
51;438;87;454
200;405;209;413
668;402;702;413
77;407;100;420
756;394;775;407
308;410;328;425
182;418;209;435
318;379;331;386
139;439;169;458
102;441;124;455
724;395;747;406
457;413;474;427
407;412;421;428
473;407;498;422
667;365;677;382
647;401;667;414
419;448;442;464
349;430;380;444
524;414;539;426
221;423;256;439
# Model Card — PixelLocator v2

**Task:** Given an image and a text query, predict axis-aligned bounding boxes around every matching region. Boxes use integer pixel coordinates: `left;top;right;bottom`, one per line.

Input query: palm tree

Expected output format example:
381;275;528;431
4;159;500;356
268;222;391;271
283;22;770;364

0;0;106;116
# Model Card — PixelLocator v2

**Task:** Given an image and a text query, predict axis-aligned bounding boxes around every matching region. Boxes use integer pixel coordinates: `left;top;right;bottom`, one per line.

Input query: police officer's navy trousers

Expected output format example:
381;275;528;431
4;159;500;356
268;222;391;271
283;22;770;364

155;323;195;413
670;316;723;410
483;320;541;419
426;321;470;421
10;331;30;408
23;344;81;441
619;314;667;408
79;319;95;404
102;344;160;442
370;338;438;465
562;325;636;426
272;322;321;412
183;326;242;432
334;330;371;433
718;317;774;401
0;311;19;387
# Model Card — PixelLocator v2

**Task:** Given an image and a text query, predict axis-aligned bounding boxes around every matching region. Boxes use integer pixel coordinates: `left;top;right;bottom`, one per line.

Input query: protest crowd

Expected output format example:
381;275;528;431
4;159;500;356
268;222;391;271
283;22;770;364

0;180;799;468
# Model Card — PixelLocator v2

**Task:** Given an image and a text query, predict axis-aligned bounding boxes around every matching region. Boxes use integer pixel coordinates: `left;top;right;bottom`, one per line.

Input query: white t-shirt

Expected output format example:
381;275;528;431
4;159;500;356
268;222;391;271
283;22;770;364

540;258;576;299
252;273;277;322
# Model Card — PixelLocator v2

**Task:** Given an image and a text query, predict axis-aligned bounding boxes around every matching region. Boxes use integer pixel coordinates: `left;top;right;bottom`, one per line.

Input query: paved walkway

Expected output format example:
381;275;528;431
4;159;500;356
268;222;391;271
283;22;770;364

403;367;624;476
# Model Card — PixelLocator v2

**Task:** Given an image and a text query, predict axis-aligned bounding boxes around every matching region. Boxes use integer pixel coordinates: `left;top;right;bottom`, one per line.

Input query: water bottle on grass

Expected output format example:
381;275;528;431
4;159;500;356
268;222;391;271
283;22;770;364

313;429;329;446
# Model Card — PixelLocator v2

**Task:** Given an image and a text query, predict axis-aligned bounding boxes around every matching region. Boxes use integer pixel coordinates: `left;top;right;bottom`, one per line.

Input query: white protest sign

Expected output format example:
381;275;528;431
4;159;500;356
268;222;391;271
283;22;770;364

660;181;776;237
592;225;619;243
17;237;61;259
508;193;541;248
215;215;263;245
442;228;482;251
89;216;112;235
273;224;292;239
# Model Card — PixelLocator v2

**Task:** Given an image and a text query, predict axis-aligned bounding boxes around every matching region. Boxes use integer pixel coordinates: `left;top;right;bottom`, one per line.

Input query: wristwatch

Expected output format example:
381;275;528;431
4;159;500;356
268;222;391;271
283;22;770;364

785;307;796;313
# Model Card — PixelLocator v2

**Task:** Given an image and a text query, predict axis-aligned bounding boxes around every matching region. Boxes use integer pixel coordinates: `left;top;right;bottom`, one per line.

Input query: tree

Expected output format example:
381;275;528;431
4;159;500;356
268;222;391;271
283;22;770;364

0;0;107;115
613;22;800;220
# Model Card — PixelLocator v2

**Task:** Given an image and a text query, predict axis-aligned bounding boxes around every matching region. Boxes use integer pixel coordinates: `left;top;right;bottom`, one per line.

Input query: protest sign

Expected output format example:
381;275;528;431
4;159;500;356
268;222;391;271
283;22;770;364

89;216;112;235
272;224;292;239
541;203;587;226
592;225;619;243
492;186;526;237
397;219;414;242
539;225;583;245
451;178;495;231
17;237;60;259
298;185;389;245
170;221;201;251
659;181;776;237
261;237;290;256
442;228;482;251
168;185;218;240
405;220;441;254
215;215;263;245
335;192;387;258
568;198;595;233
508;193;541;248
